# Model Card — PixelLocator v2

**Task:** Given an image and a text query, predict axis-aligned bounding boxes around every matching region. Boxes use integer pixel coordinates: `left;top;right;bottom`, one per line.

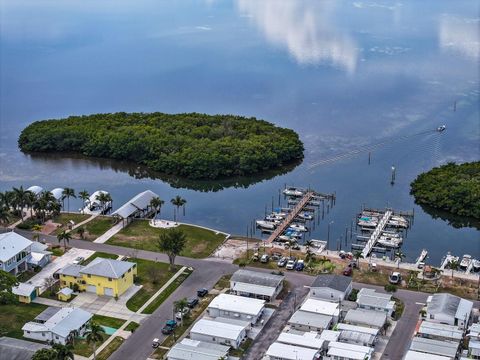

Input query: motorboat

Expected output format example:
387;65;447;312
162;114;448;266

297;212;313;220
437;125;446;132
256;220;276;230
308;200;321;206
380;234;403;243
288;224;308;232
378;237;402;248
381;231;401;238
278;235;291;242
391;215;408;224
358;219;378;228
387;220;408;228
272;211;287;218
459;254;472;271
283;187;304;197
472;259;480;272
288;199;299;205
265;214;283;222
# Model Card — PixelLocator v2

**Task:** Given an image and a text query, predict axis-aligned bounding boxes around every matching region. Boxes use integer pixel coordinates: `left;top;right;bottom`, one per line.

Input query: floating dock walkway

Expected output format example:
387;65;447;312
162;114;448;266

360;210;392;258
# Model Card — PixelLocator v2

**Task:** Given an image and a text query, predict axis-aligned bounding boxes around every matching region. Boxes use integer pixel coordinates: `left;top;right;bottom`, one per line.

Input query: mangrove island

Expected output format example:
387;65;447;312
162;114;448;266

18;112;304;180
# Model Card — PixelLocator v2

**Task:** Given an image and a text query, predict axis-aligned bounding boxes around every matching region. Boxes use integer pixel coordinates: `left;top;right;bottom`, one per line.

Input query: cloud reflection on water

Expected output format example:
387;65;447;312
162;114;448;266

439;15;480;60
236;0;358;74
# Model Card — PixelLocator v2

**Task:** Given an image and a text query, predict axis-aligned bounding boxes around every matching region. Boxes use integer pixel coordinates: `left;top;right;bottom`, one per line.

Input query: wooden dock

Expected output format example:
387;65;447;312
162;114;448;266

266;191;315;244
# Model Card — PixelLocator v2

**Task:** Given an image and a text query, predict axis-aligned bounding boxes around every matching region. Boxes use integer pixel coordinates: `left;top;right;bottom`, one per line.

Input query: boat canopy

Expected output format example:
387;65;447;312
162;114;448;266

50;188;64;201
112;190;159;219
27;185;44;195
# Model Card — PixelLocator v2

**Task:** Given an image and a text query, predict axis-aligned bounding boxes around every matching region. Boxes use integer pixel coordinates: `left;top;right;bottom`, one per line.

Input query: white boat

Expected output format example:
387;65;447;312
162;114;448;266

308;200;321;206
297;212;313;220
437;124;446;132
378;237;402;248
381;231;401;238
256;220;276;230
459;254;472;271
288;224;308;232
391;215;409;225
387;220;408;228
272;212;287;218
288;199;299;205
278;235;291;242
415;249;428;264
265;214;283;222
472;259;480;272
283;187;304;197
380;235;403;243
358;220;378;228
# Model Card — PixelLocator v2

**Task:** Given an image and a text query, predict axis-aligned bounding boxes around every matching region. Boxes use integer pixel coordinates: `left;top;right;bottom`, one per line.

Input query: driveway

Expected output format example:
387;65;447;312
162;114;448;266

28;247;94;291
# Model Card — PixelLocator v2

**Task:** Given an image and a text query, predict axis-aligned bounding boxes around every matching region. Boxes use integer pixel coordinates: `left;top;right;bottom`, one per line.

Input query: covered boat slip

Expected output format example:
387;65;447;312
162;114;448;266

112;190;159;224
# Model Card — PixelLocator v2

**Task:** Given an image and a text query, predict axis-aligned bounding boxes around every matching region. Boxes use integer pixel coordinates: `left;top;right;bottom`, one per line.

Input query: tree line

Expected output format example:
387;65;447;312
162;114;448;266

410;161;480;219
18;112;304;180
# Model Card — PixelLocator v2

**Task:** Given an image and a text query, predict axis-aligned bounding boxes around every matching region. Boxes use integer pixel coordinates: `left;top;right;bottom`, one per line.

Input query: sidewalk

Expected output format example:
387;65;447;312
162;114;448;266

93;222;124;244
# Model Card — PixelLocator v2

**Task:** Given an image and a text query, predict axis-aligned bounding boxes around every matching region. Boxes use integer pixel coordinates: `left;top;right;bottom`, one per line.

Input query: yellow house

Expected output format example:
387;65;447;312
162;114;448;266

12;283;38;304
57;287;74;301
56;257;137;297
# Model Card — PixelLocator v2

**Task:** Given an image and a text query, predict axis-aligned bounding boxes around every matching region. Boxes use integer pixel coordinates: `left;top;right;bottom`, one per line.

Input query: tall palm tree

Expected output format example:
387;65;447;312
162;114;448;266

57;230;72;250
78;190;90;210
0;207;10;225
52;343;74;360
149;197;164;219
394;250;406;269
85;322;105;360
170;196;186;222
448;259;460;278
95;192;111;214
174;298;189;326
12;186;32;222
62;188;76;213
0;191;13;210
353;251;362;268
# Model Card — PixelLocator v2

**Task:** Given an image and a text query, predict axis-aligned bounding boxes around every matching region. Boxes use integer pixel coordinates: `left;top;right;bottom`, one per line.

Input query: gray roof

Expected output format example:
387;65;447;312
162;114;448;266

30;242;49;253
24;307;92;338
0;232;32;262
311;274;352;292
357;288;393;309
339;330;376;346
428;293;460;317
231;269;284;288
57;264;84;277
288;309;333;329
35;306;62;322
167;339;229;360
419;321;463;340
80;257;135;279
410;337;460;357
112;190;159;218
12;283;36;297
344;309;387;328
0;337;49;360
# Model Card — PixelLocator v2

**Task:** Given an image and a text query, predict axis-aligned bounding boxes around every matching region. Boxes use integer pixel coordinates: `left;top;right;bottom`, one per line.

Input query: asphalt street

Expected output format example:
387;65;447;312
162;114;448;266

12;229;479;360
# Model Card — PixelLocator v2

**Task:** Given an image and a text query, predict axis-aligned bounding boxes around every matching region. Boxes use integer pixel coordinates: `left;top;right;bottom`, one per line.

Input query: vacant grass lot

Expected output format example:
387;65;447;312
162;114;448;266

75;216;115;241
51;213;91;235
82;252;119;265
92;314;126;329
107;220;226;258
0;303;47;339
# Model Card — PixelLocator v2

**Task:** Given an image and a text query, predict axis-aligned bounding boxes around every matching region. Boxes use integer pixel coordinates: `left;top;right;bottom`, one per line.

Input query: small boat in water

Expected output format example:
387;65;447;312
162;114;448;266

256;220;276;230
283;187;304;197
378;237;402;248
288;224;308;232
297;212;313;220
437;124;446;132
288;199;299;205
308;200;321;206
459;254;472;271
358;219;378;228
387;220;408;229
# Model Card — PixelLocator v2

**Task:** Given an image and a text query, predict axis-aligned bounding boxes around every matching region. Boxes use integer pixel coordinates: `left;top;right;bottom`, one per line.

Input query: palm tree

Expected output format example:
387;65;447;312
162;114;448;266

12;186;32;222
0;207;10;225
149;197;164;219
0;191;13;210
448;258;460;278
156;228;187;271
174;297;189;326
394;250;406;269
353;251;362;268
85;322;105;360
52;343;74;360
62;188;76;213
57;230;72;250
78;190;90;210
95;192;111;214
170;196;186;222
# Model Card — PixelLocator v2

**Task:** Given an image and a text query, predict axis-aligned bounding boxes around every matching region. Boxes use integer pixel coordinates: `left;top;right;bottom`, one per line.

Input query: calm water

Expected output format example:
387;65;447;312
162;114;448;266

1;0;479;263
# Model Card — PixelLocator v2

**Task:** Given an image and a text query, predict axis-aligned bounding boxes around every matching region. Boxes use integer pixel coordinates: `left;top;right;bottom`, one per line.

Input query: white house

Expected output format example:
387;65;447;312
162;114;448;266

404;350;450;360
300;298;340;323
277;331;325;350
166;338;230;360
28;242;52;268
189;318;247;349
0;232;32;274
409;337;459;359
207;293;265;325
344;309;387;329
288;310;333;332
22;306;92;344
230;269;284;301
336;323;379;347
417;321;464;342
426;293;473;328
266;342;321;360
326;341;374;360
309;275;352;302
356;288;395;316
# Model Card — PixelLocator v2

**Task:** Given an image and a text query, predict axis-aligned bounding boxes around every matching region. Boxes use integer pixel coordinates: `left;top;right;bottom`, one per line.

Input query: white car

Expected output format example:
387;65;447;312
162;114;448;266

175;307;190;320
286;260;296;270
73;256;84;265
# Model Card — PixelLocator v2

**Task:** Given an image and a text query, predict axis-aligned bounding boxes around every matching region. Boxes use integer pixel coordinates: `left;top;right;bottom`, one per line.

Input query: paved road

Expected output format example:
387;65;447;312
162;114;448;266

13;229;480;360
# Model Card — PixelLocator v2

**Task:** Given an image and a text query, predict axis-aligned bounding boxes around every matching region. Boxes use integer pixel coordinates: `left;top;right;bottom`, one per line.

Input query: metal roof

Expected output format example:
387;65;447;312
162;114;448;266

311;274;352;292
231;269;284;288
405;350;450;360
409;337;460;358
112;190;159;218
166;339;229;360
344;309;387;328
57;264;84;277
266;342;320;360
80;258;135;279
277;331;325;349
12;283;36;297
357;288;394;309
0;232;32;262
288;310;333;329
300;298;340;316
24;307;92;338
336;323;379;336
50;188;64;201
34;306;62;322
327;341;373;360
57;287;74;296
339;330;376;346
427;293;461;317
418;321;463;340
190;318;246;340
208;294;265;316
26;186;43;195
0;337;48;360
231;281;276;297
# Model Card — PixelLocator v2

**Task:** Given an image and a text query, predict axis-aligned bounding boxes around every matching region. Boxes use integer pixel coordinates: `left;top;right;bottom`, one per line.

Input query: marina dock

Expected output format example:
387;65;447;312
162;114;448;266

360;210;392;257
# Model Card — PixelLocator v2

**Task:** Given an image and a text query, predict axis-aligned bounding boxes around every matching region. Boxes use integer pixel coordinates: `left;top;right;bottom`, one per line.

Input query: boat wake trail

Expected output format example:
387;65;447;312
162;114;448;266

307;129;439;170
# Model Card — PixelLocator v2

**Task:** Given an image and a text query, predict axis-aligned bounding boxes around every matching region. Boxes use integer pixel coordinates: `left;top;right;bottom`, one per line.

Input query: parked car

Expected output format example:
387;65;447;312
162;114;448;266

260;254;269;263
161;325;174;335
252;252;260;261
343;267;353;276
277;257;288;267
197;288;208;297
389;272;401;284
271;252;282;261
187;298;199;308
175;307;190;320
152;338;160;348
339;250;347;259
73;256;84;265
295;259;305;271
348;261;357;269
286;259;296;270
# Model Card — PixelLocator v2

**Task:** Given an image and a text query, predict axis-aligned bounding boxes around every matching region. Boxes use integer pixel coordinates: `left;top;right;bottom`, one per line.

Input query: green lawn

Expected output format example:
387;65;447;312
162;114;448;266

75;216;115;241
92;314;126;329
107;220;226;258
142;268;192;314
74;336;108;357
96;336;124;360
0;303;47;339
17;270;38;283
51;213;91;235
126;258;179;312
124;322;139;332
82;252;119;265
